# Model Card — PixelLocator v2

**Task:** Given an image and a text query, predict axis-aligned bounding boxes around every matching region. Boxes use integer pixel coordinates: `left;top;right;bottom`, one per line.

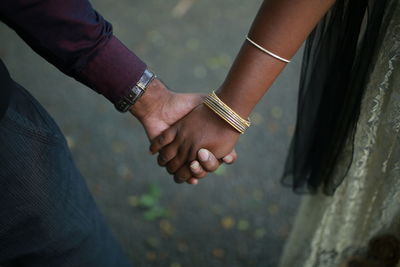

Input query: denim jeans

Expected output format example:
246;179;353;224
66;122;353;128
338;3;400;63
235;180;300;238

0;84;132;267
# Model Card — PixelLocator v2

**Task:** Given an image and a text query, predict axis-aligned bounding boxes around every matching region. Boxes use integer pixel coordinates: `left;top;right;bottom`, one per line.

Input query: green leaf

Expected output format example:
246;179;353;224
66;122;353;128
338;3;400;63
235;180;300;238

139;194;157;208
143;206;169;221
149;183;162;198
237;220;250;231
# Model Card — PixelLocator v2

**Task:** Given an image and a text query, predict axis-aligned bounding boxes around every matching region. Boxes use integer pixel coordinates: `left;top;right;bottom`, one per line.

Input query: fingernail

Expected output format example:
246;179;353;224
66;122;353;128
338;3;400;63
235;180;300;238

192;179;199;185
224;155;233;163
198;149;209;162
190;161;200;171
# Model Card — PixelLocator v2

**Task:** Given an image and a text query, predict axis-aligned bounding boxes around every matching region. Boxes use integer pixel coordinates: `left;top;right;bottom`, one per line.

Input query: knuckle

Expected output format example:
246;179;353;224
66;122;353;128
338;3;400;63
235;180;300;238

157;134;165;145
190;164;202;175
166;159;181;174
204;159;219;172
166;167;174;175
158;131;170;146
180;167;192;181
188;146;199;163
164;129;175;143
174;176;184;184
157;155;167;166
160;147;175;162
198;174;208;179
194;171;207;179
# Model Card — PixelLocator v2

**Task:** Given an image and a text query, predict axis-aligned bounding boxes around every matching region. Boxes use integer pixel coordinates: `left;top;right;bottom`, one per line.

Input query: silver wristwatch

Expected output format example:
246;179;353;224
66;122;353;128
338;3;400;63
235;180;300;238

115;68;156;112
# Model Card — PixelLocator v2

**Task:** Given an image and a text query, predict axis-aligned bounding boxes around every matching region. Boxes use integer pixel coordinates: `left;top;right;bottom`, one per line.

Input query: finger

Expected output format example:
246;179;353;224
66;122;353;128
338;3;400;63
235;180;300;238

189;160;208;179
197;148;221;173
165;144;190;174
150;127;177;154
186;178;199;185
174;165;192;183
157;143;179;167
173;176;185;184
222;149;237;165
166;155;185;174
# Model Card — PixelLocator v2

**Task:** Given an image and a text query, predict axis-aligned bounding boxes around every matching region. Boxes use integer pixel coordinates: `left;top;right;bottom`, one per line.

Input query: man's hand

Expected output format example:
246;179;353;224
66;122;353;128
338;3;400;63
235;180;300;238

129;78;202;140
129;78;236;183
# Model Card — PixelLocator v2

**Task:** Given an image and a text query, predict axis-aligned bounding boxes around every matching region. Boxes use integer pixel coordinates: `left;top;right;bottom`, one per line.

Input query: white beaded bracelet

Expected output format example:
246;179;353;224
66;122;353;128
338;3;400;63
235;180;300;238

246;35;291;63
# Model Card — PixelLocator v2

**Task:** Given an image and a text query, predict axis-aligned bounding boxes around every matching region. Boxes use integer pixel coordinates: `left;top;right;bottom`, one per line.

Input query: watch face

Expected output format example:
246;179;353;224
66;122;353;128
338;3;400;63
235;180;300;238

132;86;142;96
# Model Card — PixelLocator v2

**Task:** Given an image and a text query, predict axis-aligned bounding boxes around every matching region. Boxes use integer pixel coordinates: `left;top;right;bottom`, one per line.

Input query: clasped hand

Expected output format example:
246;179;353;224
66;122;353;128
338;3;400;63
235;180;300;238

150;103;240;184
130;78;239;184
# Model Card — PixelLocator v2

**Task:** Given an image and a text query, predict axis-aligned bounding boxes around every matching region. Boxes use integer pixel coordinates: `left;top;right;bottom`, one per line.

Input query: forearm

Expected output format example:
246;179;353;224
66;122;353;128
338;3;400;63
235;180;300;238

217;0;336;118
0;0;146;104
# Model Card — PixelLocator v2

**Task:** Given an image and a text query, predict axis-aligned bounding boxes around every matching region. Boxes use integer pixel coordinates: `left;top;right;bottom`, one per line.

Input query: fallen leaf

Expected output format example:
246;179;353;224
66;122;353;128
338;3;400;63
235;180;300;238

271;106;283;119
172;0;194;18
237;220;250;231
206;55;231;70
160;219;174;236
112;141;125;153
139;194;157;208
127;195;139;207
268;204;280;215
252;189;264;201
255;228;267;239
146;251;157;261
267;120;279;134
211;205;223;215
221;216;235;230
117;164;131;178
186;38;199;51
144;206;169;221
149;183;162;198
212;248;225;258
145;237;160;248
193;65;207;79
177;240;189;253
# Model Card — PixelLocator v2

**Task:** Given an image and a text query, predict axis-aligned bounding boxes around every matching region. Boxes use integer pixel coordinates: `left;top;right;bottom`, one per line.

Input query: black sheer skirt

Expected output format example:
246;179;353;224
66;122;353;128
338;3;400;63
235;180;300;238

282;0;399;195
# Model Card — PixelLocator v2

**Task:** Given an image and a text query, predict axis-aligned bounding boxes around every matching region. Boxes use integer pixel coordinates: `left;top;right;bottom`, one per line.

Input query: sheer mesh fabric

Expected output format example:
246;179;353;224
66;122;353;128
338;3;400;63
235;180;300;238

282;0;397;195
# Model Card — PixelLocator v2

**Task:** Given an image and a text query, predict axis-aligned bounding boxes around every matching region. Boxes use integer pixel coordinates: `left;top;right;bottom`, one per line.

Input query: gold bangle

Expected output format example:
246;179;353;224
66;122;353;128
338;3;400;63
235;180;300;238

204;100;247;133
205;92;250;133
204;94;250;128
203;91;251;134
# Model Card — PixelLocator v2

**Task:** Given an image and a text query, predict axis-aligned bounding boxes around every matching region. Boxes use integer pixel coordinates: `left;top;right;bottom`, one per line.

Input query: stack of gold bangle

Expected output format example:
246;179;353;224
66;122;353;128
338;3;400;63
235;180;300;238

203;91;251;134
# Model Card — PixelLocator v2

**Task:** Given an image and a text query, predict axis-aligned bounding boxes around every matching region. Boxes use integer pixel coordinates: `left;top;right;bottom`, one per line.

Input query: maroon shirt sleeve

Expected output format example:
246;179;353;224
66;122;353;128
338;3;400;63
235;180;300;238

0;0;146;104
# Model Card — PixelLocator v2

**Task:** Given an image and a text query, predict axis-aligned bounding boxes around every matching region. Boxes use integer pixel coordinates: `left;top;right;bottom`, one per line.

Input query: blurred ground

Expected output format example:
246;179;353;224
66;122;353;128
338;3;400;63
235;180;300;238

0;0;302;266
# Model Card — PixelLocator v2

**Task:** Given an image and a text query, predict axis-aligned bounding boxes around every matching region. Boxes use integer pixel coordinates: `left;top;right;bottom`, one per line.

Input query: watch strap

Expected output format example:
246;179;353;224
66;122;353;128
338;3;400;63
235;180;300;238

115;69;155;112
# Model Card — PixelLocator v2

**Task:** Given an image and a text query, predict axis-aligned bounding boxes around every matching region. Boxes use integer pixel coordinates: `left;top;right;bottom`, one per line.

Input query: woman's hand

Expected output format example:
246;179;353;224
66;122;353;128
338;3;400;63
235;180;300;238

150;104;240;183
186;148;237;184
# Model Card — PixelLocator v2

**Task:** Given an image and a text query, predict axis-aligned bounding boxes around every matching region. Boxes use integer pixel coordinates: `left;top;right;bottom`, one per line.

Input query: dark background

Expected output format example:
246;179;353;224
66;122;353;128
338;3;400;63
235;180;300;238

0;0;302;266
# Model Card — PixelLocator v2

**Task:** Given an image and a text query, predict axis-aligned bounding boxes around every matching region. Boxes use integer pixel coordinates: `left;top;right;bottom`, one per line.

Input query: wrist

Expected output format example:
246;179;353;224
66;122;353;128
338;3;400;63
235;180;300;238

115;69;155;112
129;78;172;121
215;87;254;119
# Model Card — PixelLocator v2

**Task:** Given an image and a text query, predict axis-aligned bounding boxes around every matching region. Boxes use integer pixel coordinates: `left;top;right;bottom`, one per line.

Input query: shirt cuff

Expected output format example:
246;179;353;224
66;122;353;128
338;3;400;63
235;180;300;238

76;36;147;104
